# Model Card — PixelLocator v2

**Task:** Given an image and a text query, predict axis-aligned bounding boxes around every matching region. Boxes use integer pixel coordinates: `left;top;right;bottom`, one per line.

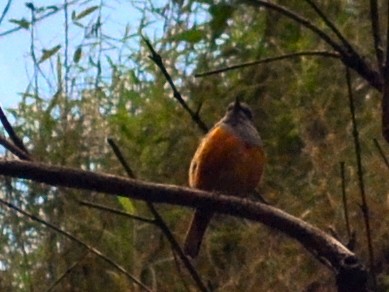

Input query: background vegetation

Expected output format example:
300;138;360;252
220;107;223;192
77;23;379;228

0;0;388;291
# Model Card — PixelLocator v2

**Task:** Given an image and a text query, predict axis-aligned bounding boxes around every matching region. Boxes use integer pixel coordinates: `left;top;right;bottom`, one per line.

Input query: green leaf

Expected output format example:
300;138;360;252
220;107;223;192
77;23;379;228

9;18;30;29
73;47;82;63
39;45;61;63
46;6;59;12
73;6;99;21
118;197;136;214
172;28;205;43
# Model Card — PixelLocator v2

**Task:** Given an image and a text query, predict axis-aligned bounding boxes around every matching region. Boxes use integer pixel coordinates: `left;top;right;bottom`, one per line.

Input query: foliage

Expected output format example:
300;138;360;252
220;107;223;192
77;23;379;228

0;0;388;291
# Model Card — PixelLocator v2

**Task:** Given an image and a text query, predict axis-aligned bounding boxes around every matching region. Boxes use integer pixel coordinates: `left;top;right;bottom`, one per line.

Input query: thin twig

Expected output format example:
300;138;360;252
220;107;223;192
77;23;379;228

107;138;136;177
0;136;31;161
0;106;29;155
346;67;376;289
369;0;384;70
373;138;389;169
79;200;156;224
146;201;210;292
0;0;79;37
304;0;356;54
46;218;108;291
0;0;12;26
382;74;389;142
93;3;103;89
385;1;389;72
0;197;152;292
340;162;351;239
195;51;339;77
64;0;69;98
383;3;389;143
172;251;192;291
45;251;90;292
28;4;39;97
244;0;382;91
142;36;208;134
245;0;344;54
108;138;209;292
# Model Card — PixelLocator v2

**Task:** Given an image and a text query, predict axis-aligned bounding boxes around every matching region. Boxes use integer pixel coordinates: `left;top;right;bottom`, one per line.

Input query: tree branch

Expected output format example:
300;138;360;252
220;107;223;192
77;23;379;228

0;0;12;26
304;0;356;54
345;67;376;289
385;1;389;72
79;200;156;224
107;138;209;292
0;158;368;290
369;0;384;69
142;37;208;134
0;106;29;156
195;51;339;77
339;162;351;241
243;0;383;91
373;138;389;169
45;251;90;292
0;0;79;37
383;3;389;144
0;135;31;161
244;0;344;54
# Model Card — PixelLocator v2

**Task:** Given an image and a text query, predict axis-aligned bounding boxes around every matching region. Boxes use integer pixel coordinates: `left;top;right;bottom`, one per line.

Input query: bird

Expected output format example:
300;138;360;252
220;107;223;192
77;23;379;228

184;98;265;258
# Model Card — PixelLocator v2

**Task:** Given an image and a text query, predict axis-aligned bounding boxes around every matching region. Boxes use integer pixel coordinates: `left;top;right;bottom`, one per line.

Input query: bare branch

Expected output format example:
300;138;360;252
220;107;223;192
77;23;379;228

0;0;79;37
382;73;389;142
107;138;210;292
243;0;383;91
79;200;156;224
142;37;208;134
339;162;351;240
0;0;12;26
45;251;90;292
304;0;356;54
385;2;389;71
146;203;210;292
0;135;31;161
195;51;339;77
0;195;152;292
0;106;29;155
369;0;384;69
0;159;367;280
244;0;344;54
383;3;389;144
107;138;136;178
64;0;70;99
345;67;376;289
373;138;389;169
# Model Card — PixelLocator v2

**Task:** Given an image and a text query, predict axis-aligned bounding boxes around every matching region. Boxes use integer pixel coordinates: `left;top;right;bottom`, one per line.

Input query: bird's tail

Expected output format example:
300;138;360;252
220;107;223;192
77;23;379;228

183;210;213;258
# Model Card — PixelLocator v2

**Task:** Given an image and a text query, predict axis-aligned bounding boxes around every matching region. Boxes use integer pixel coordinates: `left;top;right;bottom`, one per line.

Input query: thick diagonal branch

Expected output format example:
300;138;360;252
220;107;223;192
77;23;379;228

0;159;365;277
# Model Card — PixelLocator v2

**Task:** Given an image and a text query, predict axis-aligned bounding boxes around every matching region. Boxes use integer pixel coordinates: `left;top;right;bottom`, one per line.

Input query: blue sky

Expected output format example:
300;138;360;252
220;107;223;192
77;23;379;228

0;0;162;109
0;1;31;108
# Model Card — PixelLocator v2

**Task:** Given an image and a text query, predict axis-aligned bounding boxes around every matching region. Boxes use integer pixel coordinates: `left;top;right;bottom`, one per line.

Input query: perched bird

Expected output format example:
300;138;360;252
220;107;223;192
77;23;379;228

184;99;265;258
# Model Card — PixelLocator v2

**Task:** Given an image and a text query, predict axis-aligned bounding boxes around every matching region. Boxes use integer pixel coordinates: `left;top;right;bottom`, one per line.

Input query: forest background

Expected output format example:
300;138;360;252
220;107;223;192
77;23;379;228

0;0;388;291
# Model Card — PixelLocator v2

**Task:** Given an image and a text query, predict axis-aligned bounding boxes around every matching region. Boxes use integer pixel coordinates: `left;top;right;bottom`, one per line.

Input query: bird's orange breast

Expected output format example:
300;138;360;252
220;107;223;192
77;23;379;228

189;125;265;196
